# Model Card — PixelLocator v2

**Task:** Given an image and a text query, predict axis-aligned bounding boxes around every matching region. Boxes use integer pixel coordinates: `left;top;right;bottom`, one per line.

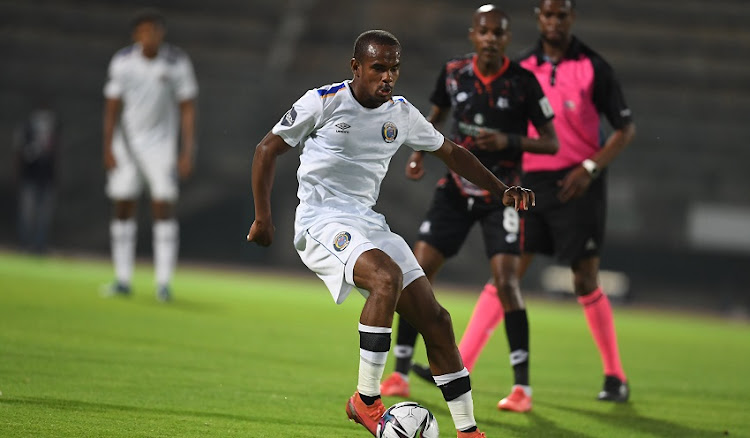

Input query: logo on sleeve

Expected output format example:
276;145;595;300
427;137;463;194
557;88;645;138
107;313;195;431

539;96;555;118
333;231;351;251
281;107;297;126
381;121;398;143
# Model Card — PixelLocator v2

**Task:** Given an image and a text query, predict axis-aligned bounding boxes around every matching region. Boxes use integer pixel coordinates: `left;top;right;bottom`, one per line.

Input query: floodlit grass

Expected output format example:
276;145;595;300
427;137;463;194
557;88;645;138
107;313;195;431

0;251;748;437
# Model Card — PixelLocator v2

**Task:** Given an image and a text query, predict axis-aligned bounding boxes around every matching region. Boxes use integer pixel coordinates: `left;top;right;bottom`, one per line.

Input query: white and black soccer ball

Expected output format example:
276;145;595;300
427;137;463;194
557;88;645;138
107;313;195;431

376;401;439;438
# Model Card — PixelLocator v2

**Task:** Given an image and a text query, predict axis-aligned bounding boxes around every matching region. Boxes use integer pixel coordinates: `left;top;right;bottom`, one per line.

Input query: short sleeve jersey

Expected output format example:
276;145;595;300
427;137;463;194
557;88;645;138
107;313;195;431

430;54;554;198
104;43;198;152
271;80;445;241
518;37;633;172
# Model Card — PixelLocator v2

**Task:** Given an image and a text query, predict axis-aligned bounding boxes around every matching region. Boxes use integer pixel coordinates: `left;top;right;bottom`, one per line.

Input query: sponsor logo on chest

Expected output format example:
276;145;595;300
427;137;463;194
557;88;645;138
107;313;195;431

335;122;351;133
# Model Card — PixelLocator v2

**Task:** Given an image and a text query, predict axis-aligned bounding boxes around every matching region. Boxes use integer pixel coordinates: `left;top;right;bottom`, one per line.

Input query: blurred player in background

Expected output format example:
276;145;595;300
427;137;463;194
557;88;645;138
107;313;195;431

13;96;62;254
439;0;636;402
380;5;558;413
247;29;534;438
102;9;198;302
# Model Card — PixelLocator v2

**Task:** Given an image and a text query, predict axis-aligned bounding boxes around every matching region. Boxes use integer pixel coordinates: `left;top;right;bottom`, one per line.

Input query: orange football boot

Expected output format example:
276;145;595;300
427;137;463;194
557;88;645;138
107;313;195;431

345;391;386;436
457;428;487;437
380;372;410;397
497;385;532;413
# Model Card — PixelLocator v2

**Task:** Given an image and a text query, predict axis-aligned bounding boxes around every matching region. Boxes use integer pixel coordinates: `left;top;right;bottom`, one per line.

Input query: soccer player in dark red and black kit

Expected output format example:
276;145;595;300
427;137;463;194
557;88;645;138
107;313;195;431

380;4;559;413
435;0;637;404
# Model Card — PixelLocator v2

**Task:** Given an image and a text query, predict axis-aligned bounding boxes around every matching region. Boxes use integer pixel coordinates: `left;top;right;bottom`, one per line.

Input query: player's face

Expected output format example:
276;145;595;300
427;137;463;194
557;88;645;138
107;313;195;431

350;43;401;108
536;0;575;46
469;12;511;65
133;21;165;57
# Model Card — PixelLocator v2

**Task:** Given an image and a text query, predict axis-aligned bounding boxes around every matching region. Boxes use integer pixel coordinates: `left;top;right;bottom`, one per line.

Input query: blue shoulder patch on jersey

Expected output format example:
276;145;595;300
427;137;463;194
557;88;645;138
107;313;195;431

115;45;135;58
163;44;185;64
317;83;346;98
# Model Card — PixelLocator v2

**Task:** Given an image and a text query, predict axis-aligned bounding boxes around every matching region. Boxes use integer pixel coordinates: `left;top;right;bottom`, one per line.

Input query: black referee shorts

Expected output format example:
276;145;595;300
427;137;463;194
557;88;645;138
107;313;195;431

521;166;606;264
417;180;521;259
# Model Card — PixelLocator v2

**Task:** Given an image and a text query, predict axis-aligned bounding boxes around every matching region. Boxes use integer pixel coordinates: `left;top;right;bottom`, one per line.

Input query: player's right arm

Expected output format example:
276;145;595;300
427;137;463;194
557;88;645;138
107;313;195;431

103;51;126;171
405;105;450;180
102;97;122;170
246;132;293;247
247;88;321;247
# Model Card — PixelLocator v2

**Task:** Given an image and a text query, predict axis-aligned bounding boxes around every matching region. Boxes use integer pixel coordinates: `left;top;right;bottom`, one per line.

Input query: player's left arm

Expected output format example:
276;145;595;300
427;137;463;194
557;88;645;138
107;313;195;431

474;120;559;154
178;99;196;180
431;139;534;211
406;104;450;180
474;76;559;155
520;120;559;155
173;51;199;180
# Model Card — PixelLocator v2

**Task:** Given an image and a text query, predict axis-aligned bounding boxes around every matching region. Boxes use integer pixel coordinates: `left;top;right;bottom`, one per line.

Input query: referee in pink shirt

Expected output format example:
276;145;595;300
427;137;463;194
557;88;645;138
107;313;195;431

463;0;636;403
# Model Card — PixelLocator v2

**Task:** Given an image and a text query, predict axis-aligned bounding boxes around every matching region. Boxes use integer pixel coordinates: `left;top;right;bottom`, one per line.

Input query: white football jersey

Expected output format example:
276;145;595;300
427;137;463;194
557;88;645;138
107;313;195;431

104;43;198;154
271;80;444;243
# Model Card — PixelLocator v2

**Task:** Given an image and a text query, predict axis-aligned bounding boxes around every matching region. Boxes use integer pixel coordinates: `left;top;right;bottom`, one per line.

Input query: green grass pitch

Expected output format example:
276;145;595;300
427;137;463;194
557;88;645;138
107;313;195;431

1;251;748;437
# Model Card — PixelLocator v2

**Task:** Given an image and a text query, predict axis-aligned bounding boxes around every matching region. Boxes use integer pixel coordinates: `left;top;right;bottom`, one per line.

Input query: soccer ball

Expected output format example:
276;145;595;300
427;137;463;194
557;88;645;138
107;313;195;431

376;401;439;438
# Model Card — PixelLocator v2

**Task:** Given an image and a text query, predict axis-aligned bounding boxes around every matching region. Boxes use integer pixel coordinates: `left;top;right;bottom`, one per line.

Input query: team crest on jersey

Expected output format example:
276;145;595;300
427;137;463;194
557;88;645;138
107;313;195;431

281;107;297;126
333;231;351;252
381;121;398;143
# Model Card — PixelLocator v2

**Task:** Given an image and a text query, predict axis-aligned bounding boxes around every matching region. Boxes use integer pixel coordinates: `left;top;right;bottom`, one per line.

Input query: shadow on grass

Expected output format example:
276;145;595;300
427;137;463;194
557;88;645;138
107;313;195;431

100;293;229;314
412;398;594;438
536;400;728;437
0;396;354;432
414;397;730;437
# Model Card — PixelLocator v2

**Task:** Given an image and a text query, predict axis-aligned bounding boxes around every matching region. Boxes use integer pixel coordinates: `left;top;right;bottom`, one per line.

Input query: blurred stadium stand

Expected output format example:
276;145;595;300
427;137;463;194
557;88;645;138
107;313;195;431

1;0;749;314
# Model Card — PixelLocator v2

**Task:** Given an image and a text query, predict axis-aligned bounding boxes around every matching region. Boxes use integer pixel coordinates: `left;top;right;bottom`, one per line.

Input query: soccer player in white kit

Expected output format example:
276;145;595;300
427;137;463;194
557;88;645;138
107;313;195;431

102;9;198;302
247;30;534;438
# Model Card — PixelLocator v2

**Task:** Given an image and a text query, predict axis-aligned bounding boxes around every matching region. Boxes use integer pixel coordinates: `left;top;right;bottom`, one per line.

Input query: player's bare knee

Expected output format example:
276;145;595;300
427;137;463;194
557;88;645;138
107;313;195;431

495;278;524;309
113;200;137;219
437;305;452;329
572;269;598;295
421;307;456;354
151;201;174;220
369;259;403;297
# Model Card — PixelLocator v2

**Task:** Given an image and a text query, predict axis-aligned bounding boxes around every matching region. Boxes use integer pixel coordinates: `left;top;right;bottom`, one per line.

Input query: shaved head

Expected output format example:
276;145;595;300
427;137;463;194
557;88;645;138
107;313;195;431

353;30;401;62
473;4;509;29
536;0;576;10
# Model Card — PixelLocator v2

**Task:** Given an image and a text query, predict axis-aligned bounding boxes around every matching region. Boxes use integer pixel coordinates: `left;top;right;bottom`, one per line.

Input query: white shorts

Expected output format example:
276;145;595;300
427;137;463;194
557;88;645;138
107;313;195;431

106;142;178;201
295;219;425;304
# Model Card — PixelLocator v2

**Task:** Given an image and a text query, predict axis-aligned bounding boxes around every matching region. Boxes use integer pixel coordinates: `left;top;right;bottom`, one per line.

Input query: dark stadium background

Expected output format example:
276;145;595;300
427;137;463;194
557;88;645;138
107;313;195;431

1;0;748;314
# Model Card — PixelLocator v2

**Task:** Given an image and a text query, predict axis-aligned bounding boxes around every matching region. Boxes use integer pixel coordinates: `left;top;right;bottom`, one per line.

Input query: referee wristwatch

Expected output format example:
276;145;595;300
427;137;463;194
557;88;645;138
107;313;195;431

582;159;600;178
